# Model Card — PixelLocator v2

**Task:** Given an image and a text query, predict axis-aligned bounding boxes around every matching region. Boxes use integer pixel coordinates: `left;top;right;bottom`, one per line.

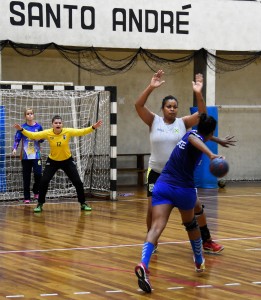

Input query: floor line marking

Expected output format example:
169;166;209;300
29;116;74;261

92;192;261;203
4;282;261;298
113;193;261;202
245;248;261;251
0;236;260;254
1;191;261;207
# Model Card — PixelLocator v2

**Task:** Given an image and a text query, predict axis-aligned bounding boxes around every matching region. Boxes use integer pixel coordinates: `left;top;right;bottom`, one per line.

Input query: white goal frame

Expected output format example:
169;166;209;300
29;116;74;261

0;83;117;201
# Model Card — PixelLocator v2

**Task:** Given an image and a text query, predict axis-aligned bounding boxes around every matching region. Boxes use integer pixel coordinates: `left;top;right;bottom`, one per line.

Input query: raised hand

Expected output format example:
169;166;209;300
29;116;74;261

192;73;204;94
150;69;165;89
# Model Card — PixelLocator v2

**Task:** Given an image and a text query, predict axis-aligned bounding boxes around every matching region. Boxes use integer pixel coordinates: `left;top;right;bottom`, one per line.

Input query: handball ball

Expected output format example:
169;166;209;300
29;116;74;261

209;158;229;178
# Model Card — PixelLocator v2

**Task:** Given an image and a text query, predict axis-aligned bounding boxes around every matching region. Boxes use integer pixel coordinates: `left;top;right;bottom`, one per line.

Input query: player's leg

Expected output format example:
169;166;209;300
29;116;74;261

194;198;224;253
180;208;205;272
32;159;42;200
146;169;160;252
34;158;57;212
21;160;33;203
135;203;172;293
146;196;152;231
174;187;205;272
62;157;91;211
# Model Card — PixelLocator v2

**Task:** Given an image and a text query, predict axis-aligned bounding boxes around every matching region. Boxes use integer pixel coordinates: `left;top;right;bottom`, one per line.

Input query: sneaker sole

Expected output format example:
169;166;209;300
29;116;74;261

135;265;151;293
204;246;224;254
81;207;92;211
33;207;43;213
138;278;151;293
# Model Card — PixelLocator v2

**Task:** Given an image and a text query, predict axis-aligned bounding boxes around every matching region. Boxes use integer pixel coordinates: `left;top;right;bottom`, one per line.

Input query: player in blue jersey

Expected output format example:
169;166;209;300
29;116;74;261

135;113;221;293
12;108;44;203
135;70;236;254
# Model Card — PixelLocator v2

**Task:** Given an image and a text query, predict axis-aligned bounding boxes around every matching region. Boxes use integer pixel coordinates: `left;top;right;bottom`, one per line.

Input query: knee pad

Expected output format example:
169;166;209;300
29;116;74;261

195;204;205;217
183;216;199;232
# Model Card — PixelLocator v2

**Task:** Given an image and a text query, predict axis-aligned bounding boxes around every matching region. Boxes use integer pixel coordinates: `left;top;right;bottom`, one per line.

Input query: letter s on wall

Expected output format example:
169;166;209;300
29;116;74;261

10;1;25;26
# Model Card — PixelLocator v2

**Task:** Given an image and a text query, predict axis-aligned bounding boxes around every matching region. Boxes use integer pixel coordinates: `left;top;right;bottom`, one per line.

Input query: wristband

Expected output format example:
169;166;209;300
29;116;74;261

19;128;24;132
92;126;95;130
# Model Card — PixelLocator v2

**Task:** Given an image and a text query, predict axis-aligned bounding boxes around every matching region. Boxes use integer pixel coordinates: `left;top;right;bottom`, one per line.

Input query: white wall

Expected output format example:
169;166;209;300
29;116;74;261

1;0;261;51
216;59;261;180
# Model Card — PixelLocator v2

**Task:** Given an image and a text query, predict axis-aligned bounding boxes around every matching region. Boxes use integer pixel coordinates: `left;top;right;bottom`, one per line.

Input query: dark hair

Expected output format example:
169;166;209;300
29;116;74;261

197;113;217;136
52;115;62;123
161;95;178;109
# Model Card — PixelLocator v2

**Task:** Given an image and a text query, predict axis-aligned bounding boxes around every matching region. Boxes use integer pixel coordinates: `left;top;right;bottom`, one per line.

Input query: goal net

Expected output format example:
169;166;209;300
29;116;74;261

0;84;117;201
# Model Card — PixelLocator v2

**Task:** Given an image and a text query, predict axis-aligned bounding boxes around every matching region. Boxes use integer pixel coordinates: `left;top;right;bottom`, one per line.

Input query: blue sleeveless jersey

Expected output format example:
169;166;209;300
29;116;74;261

158;130;204;188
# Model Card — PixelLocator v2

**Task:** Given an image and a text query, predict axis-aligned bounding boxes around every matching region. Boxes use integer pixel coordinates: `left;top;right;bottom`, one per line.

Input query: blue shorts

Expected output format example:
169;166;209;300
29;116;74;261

152;181;197;210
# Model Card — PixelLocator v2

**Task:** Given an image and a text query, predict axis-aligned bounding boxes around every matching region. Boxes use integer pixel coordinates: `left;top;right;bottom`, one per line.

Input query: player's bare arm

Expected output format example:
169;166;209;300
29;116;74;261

135;70;165;127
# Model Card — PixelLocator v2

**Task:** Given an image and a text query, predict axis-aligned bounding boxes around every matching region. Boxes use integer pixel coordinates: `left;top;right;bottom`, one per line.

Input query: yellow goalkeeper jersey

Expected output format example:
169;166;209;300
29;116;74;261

21;127;94;161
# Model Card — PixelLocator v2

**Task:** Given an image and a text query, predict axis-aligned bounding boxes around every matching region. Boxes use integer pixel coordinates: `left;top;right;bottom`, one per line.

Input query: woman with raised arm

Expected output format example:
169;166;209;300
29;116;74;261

135;70;236;254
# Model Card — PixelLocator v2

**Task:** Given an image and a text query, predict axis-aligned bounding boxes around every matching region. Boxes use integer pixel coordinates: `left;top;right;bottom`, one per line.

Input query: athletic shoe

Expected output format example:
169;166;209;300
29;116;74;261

135;262;152;293
34;194;39;200
23;200;30;204
203;240;224;254
34;203;43;213
152;243;158;254
194;258;205;273
81;203;92;211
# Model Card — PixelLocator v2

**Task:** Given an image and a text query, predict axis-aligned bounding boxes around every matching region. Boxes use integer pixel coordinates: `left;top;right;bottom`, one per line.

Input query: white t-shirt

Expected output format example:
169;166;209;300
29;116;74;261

148;114;186;173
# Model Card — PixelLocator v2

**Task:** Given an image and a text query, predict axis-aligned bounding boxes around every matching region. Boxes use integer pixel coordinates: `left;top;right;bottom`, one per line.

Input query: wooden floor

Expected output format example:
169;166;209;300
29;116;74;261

0;182;260;300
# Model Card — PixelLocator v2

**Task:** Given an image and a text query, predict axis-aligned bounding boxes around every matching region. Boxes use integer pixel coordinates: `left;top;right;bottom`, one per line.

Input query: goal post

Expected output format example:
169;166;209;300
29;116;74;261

0;83;117;201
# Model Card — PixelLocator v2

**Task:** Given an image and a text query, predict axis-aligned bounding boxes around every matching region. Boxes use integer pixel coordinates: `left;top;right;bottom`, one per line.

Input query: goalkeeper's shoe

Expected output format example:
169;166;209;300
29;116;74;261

81;203;92;211
34;203;43;213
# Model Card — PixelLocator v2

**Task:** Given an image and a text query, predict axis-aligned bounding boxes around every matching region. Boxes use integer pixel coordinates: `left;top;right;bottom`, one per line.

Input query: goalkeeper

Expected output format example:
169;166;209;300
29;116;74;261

14;115;102;213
